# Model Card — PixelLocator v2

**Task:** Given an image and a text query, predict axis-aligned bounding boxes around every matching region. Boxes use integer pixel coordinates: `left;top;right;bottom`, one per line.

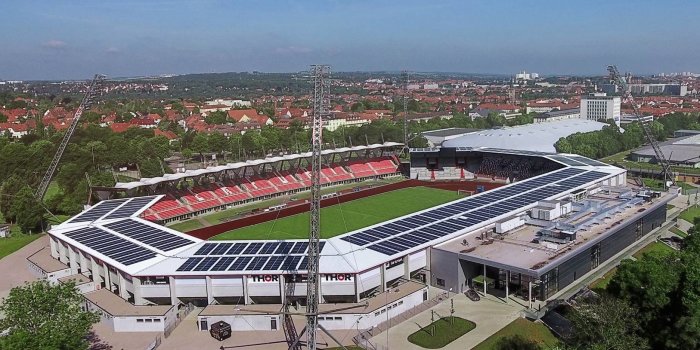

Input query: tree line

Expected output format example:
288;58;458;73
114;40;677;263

554;113;700;159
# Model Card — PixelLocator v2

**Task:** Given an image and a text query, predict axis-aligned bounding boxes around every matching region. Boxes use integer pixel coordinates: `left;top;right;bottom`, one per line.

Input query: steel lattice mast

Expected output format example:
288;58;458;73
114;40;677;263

306;64;330;350
35;74;105;200
607;65;674;186
402;70;410;151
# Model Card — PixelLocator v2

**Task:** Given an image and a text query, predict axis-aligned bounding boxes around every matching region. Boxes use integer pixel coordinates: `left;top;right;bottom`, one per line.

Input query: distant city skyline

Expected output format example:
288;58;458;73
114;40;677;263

1;0;699;80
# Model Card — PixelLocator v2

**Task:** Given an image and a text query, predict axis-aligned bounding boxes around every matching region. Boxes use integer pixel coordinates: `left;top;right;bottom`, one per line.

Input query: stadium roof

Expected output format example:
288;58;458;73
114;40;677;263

441;119;608;152
50;153;624;277
114;142;403;190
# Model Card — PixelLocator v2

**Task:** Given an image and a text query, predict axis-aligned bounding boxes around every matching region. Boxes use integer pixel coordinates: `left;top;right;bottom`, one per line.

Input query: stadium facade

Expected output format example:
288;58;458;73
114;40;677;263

28;147;675;333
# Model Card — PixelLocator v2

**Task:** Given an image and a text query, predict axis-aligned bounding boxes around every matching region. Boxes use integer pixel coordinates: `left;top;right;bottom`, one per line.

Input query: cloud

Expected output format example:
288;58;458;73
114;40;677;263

42;40;67;49
106;47;120;54
274;46;313;55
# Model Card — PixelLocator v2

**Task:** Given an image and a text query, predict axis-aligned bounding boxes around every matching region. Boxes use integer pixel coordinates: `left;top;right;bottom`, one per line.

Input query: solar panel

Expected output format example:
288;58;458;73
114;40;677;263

104;219;195;252
102;196;160;220
298;256;308;270
193;257;219;271
281;255;302;270
259;242;279;254
65;227;157;265
243;243;264;255
290;242;308;254
264;256;286;270
177;257;203;271
228;256;253;271
195;243;217;255
275;242;294;254
211;257;236;271
226;243;248;255
246;256;269;270
211;243;232;255
67;199;131;223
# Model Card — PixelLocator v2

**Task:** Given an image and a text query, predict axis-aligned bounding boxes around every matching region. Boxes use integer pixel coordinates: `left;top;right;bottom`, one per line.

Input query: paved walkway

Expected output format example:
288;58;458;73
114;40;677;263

368;291;524;350
0;234;47;300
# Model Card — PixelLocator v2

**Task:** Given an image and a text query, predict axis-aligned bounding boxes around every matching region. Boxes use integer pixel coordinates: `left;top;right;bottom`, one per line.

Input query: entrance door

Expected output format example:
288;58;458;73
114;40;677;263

200;318;208;331
271;318;277;330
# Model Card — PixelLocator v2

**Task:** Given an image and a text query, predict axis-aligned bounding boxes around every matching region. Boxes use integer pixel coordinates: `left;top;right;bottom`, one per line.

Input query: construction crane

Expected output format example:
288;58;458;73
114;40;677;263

606;65;675;187
35;74;105;200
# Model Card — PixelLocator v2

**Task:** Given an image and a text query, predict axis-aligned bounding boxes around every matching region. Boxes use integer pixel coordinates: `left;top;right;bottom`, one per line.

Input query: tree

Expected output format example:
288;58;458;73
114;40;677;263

11;187;45;233
0;280;99;350
0;112;7;122
566;296;649;350
495;334;540;350
191;133;209;159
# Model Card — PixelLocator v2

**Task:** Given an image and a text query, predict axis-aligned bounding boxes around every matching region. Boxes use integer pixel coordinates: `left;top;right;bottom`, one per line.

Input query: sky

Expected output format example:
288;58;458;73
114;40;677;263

1;0;699;80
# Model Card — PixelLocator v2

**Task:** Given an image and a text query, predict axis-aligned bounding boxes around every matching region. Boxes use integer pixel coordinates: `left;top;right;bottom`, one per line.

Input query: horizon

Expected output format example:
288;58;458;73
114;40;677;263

1;0;699;80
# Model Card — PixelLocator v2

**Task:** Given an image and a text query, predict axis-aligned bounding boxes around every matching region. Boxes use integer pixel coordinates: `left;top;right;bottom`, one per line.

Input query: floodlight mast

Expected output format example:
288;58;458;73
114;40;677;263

306;64;330;350
606;65;674;187
35;74;106;200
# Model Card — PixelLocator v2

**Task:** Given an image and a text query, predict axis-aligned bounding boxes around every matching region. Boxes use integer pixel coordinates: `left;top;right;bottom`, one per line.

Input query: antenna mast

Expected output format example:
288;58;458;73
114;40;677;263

35;74;105;200
402;70;410;151
607;65;674;187
306;64;330;350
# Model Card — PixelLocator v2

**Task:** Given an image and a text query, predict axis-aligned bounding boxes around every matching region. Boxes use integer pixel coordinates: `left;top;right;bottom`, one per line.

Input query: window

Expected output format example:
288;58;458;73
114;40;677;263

137;319;144;323
381;309;386;314
270;318;277;330
145;319;153;323
374;312;380;317
436;278;445;287
334;317;341;321
154;319;161;323
398;301;403;305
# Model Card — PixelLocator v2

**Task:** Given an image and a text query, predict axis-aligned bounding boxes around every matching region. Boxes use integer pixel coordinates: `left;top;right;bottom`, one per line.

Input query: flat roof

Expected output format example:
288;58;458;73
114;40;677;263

58;274;91;285
421;128;479;138
442;119;608;153
436;190;672;275
84;289;174;317
27;247;69;273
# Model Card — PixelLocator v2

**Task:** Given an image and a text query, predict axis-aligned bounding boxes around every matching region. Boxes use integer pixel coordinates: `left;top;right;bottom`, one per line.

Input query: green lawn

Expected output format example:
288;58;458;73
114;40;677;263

408;317;476;349
680;206;700;224
667;204;676;210
633;241;674;259
590;267;618;292
0;233;43;260
671;226;688;238
641;178;695;192
210;187;462;240
472;318;560;350
169;220;205;232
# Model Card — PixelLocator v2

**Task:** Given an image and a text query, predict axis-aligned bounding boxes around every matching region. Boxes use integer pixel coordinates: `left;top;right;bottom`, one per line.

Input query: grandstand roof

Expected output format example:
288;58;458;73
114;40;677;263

441;119;608;152
50;154;624;277
115;142;403;190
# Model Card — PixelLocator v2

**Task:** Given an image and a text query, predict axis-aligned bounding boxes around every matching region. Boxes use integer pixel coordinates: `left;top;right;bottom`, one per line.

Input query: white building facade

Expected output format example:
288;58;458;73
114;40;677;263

580;93;621;122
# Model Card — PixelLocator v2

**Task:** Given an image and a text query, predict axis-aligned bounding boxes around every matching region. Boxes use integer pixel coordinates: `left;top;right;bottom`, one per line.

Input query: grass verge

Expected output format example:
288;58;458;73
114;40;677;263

0;233;43;260
590;267;618;293
671;226;688;238
680;206;700;224
471;318;560;350
408;316;475;349
632;241;674;260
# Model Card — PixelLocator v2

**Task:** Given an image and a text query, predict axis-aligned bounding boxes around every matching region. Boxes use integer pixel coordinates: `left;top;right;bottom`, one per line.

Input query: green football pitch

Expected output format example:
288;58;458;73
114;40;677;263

209;187;463;241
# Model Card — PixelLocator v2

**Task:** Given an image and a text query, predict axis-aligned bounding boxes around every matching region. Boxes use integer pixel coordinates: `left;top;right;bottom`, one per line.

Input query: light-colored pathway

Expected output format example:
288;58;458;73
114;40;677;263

369;292;524;350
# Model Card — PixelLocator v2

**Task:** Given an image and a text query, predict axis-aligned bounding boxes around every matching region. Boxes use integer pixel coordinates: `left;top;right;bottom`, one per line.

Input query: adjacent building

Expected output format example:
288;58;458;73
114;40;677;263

580;93;621;122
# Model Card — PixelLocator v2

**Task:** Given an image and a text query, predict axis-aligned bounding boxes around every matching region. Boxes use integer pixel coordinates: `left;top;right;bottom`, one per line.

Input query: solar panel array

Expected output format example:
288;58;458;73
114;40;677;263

176;241;324;272
67;199;131;223
64;227;156;265
566;155;610;167
548;155;590;167
340;168;610;256
104;219;195;252
102;196;160;220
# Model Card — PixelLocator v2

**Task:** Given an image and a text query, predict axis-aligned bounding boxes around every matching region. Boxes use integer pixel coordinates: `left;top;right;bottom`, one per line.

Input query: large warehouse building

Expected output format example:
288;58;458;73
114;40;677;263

29;149;674;334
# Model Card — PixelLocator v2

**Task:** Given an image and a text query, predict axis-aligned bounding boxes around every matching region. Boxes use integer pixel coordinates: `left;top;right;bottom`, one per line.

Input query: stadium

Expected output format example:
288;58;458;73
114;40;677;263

30;144;674;335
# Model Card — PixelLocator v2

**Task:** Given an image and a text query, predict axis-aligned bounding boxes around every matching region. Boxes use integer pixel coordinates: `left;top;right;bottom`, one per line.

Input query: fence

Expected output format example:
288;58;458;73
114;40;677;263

144;335;161;350
164;303;195;338
352;291;449;350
